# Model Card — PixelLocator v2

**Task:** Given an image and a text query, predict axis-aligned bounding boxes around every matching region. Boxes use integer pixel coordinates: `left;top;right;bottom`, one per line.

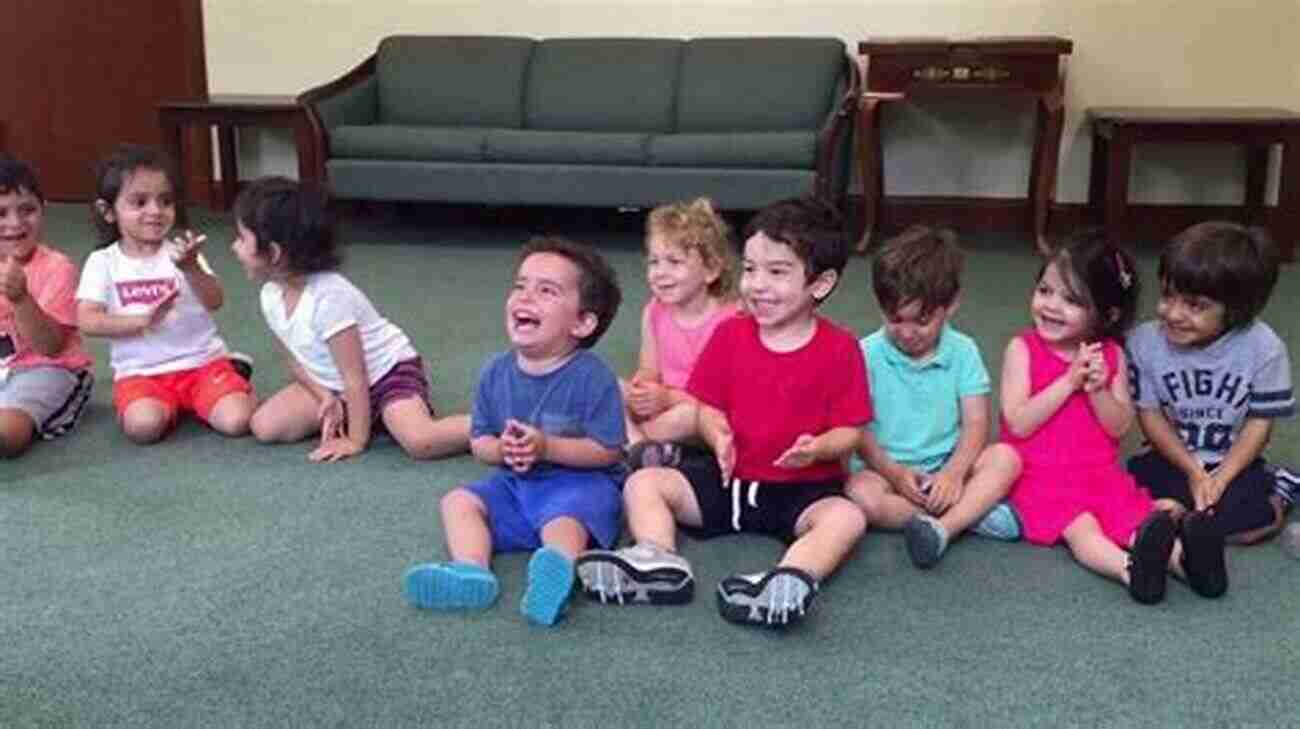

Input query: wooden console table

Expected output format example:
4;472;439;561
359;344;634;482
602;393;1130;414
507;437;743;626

855;36;1072;253
1087;106;1299;261
158;94;316;210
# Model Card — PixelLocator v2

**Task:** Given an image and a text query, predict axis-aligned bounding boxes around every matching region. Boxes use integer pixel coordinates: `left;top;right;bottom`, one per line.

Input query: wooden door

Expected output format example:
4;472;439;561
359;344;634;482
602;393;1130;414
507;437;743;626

0;0;208;201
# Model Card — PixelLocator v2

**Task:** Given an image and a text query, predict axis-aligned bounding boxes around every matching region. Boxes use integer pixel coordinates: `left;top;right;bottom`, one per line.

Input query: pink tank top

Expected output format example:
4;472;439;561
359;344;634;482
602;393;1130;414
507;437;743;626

648;298;739;388
1000;329;1122;469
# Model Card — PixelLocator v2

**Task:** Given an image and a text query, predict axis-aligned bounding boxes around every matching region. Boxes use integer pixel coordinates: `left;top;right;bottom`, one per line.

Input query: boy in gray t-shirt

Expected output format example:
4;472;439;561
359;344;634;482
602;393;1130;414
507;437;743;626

1127;222;1295;544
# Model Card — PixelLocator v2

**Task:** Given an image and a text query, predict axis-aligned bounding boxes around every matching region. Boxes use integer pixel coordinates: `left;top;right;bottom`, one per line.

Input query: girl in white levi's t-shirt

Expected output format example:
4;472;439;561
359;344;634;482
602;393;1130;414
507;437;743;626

77;145;255;444
232;177;469;463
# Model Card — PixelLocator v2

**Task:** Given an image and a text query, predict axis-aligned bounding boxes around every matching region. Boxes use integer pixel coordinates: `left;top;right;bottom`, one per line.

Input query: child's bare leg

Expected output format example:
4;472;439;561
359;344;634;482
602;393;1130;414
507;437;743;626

0;409;36;457
120;398;174;444
639;401;699;443
624;467;704;550
382;398;469;459
845;469;918;529
1061;513;1129;582
938;443;1021;537
540;516;589;559
440;488;492;568
206;391;254;437
781;497;867;579
250;383;319;443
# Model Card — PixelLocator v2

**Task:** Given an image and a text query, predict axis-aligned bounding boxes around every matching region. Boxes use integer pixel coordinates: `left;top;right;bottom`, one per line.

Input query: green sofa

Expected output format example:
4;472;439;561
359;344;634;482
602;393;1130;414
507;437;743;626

298;35;859;211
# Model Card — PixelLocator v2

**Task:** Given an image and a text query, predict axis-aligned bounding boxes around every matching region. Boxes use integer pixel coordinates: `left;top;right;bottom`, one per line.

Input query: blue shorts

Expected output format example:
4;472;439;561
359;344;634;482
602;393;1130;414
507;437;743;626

465;467;624;553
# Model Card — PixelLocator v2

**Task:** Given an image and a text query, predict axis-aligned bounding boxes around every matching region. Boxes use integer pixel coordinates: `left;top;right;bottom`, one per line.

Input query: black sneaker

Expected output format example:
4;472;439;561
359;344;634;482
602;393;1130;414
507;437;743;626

575;543;694;605
903;513;949;569
1180;511;1228;598
1127;510;1176;605
716;566;817;628
624;440;682;472
229;352;254;382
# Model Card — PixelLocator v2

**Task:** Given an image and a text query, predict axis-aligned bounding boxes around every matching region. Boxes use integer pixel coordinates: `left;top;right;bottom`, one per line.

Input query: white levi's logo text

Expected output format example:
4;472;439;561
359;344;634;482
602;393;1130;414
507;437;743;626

116;278;176;306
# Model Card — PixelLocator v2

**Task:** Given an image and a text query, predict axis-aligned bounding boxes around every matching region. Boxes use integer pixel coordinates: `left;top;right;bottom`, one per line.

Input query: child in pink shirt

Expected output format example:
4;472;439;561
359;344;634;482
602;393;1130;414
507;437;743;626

624;198;739;468
0;157;94;456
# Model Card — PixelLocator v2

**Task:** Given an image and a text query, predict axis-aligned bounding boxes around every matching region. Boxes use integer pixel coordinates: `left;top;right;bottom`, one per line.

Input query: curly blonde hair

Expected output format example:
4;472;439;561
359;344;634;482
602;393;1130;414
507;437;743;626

646;197;737;298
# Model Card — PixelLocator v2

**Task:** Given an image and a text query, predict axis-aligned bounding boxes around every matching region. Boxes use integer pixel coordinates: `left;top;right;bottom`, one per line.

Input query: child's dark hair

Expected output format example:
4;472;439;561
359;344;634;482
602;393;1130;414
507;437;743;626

234;176;342;274
742;196;847;303
0;156;44;202
872;225;963;316
517;236;622;349
1041;229;1139;342
1159;221;1279;331
91;144;184;245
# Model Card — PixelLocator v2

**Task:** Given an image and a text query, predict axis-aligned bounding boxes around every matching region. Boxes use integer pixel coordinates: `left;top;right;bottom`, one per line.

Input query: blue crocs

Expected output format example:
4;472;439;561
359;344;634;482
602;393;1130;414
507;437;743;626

521;547;575;626
971;500;1023;542
403;561;499;610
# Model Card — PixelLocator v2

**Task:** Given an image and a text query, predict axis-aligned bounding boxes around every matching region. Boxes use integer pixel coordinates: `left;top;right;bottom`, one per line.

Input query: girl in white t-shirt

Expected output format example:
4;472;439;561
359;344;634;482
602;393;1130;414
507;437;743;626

77;145;255;444
232;177;469;462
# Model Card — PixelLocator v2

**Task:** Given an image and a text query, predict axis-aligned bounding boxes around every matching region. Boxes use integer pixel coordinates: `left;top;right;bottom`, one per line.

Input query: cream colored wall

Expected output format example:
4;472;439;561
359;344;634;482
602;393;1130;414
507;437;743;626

203;0;1299;204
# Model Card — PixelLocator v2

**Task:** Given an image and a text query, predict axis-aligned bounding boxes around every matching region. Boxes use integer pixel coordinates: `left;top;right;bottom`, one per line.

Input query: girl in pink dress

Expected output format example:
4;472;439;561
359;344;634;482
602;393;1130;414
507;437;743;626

1000;232;1227;604
624;198;740;468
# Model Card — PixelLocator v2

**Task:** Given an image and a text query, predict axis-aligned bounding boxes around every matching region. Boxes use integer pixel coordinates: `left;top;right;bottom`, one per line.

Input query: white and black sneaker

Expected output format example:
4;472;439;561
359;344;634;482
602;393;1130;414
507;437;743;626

575;542;694;605
1267;462;1300;509
716;567;818;628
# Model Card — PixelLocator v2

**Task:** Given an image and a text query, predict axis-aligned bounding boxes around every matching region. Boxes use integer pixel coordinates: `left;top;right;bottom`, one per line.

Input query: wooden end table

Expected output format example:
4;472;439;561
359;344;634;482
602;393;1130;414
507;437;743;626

158;94;317;210
855;36;1072;254
1087;106;1300;261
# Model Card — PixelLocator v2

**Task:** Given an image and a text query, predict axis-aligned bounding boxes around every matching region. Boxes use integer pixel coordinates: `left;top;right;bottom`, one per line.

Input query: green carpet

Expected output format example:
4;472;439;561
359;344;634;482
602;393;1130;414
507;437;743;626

3;203;1298;729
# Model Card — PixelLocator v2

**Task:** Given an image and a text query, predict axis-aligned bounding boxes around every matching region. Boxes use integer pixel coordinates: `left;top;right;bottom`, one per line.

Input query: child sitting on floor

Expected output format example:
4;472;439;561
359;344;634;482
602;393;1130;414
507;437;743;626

623;197;739;467
403;236;625;626
846;225;1022;569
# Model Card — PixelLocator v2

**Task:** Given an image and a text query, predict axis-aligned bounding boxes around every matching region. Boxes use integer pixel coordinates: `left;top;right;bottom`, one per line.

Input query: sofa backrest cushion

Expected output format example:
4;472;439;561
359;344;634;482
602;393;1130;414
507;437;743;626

676;37;845;132
524;39;682;133
376;35;534;127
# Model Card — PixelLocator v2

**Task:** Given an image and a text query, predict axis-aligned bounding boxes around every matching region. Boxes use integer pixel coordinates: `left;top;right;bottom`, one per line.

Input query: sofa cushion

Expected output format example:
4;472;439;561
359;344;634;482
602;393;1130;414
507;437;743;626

376;36;533;128
676;37;844;132
524;38;681;133
330;126;486;162
485;130;649;165
648;132;816;169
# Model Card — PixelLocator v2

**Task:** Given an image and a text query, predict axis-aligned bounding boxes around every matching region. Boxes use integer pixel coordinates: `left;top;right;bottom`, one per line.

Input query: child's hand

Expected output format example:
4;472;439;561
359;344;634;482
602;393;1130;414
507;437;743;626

0;257;28;303
309;435;363;463
714;425;736;484
1067;342;1100;390
925;470;963;514
626;371;668;419
1083;346;1109;393
774;434;818;470
892;468;927;506
1188;469;1223;511
135;285;180;334
501;418;544;473
168;229;207;271
318;395;346;441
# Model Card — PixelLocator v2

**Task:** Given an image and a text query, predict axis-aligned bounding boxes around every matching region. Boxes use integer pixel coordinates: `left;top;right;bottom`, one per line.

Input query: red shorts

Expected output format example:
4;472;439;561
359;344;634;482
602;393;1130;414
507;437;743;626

112;358;253;425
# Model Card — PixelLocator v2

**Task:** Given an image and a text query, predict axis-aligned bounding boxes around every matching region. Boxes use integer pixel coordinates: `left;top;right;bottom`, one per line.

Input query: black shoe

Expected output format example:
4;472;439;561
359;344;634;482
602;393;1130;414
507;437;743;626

229;352;254;382
625;440;682;472
716;567;817;628
1180;511;1228;598
1127;511;1176;605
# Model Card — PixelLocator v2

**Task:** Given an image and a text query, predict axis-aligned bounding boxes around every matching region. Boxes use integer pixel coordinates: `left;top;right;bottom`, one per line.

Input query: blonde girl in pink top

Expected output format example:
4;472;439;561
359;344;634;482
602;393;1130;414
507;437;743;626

624;198;739;468
0;157;94;456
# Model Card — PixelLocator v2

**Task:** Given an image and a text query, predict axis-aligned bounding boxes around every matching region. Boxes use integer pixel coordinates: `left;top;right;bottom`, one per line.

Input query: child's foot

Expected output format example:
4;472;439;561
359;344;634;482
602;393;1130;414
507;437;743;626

625;440;682;472
403;561;499;610
903;514;949;569
1267;462;1300;510
716;567;817;628
1127;511;1177;605
520;547;575;626
970;501;1023;542
575;542;694;605
229;352;255;382
1180;511;1228;598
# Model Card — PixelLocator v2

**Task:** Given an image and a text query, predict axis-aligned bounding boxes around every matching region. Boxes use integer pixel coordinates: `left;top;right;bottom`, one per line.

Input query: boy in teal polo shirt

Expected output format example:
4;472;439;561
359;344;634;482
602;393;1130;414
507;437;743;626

848;226;1022;568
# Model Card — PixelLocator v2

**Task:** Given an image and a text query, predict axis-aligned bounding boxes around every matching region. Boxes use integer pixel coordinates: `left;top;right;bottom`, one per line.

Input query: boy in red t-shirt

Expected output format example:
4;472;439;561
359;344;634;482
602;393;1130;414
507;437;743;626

577;196;871;627
0;157;94;456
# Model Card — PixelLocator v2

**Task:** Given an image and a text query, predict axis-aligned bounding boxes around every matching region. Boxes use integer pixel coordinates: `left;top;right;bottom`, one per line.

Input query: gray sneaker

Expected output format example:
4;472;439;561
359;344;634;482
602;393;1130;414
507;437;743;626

970;500;1023;541
716;567;817;628
575;542;694;605
903;513;949;569
1266;462;1300;508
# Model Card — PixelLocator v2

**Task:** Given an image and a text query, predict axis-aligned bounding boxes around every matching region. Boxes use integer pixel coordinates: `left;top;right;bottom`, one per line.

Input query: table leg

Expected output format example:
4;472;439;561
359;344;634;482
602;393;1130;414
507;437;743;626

217;124;238;211
1103;133;1133;248
854;95;887;253
158;111;187;221
1029;86;1065;256
293;113;316;184
1088;131;1109;227
1275;134;1298;262
1244;143;1270;226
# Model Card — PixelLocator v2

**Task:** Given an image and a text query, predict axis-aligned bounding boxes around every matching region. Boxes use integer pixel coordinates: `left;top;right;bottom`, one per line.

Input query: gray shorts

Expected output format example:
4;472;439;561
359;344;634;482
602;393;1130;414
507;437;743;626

0;366;95;439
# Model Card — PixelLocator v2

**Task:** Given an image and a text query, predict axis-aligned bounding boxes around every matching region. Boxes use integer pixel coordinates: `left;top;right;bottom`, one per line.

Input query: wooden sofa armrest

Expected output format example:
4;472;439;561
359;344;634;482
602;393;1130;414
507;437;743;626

296;53;377;183
814;52;863;208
